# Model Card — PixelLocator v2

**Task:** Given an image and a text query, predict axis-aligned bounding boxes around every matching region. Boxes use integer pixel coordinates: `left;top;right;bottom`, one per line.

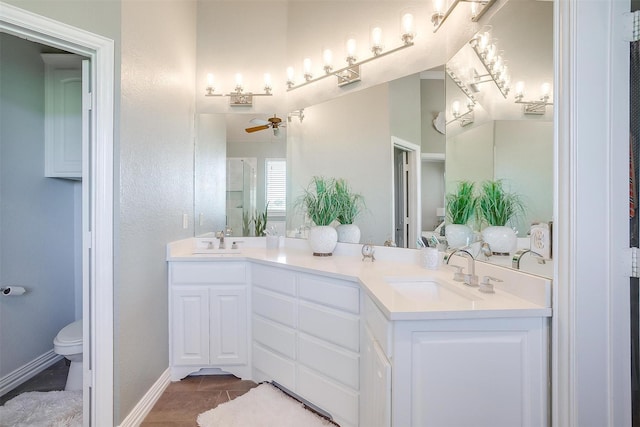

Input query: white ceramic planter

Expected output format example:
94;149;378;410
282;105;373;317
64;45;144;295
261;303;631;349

481;225;517;255
308;225;338;256
336;224;361;244
445;224;474;248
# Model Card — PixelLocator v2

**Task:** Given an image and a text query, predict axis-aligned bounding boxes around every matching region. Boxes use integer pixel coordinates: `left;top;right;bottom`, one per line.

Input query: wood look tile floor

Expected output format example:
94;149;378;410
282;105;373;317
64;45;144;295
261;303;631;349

141;374;258;426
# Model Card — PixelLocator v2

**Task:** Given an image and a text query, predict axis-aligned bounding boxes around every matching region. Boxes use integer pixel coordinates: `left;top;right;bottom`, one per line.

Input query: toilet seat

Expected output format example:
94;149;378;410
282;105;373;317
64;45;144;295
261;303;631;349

54;319;82;355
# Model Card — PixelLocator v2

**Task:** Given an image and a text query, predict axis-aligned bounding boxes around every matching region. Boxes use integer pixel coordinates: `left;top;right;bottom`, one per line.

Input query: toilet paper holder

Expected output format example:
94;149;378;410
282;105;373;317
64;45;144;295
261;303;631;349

1;286;27;296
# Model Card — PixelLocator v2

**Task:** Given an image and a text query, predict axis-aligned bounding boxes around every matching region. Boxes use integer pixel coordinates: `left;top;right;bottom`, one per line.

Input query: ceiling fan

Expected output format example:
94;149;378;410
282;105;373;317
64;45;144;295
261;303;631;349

245;115;284;136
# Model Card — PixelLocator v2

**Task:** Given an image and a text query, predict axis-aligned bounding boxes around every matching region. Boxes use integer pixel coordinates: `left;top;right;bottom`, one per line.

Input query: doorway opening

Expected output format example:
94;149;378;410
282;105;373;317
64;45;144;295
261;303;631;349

391;136;421;248
0;4;115;426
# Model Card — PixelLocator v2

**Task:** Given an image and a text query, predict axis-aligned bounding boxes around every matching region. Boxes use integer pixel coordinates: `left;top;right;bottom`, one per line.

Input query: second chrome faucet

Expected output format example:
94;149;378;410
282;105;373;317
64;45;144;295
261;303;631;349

444;248;479;286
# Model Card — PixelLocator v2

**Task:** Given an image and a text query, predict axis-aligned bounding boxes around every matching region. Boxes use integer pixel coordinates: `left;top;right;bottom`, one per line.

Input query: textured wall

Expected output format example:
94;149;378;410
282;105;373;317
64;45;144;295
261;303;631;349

118;0;197;422
0;33;77;379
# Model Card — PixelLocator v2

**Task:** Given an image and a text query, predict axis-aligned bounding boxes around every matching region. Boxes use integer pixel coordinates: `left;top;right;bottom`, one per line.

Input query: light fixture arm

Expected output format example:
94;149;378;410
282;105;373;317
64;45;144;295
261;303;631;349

432;0;497;32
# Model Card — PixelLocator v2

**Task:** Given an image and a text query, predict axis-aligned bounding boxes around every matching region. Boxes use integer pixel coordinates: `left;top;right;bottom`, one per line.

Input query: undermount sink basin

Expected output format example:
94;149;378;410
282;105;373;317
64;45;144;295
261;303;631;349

385;277;481;303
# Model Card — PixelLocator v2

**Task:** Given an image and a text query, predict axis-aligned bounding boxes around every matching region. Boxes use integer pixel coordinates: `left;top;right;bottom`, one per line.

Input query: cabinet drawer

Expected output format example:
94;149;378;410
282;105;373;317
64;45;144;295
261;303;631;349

364;296;391;357
298;301;359;352
251;264;296;296
298;333;359;390
297;365;359;427
171;262;246;284
253;288;297;327
253;343;296;392
253;315;296;359
298;274;360;314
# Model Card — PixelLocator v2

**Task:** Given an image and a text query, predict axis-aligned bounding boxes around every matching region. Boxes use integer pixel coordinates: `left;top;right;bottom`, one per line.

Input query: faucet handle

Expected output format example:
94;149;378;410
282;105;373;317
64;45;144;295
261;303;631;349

479;276;502;293
447;265;465;282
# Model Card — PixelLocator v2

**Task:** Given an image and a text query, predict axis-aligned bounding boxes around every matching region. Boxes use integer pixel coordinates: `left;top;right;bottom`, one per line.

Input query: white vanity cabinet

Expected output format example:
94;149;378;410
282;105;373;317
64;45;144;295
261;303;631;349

362;294;550;427
169;261;249;381
251;263;361;427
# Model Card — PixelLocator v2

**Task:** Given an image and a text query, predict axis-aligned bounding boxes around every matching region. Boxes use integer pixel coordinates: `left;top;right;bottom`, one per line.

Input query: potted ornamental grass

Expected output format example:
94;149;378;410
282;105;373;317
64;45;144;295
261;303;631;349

476;179;524;254
299;176;340;256
334;178;365;244
445;181;477;248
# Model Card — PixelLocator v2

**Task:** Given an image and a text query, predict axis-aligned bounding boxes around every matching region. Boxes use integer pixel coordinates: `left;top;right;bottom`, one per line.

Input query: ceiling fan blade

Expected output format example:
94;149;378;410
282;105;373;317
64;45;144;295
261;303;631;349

250;118;269;126
245;125;270;133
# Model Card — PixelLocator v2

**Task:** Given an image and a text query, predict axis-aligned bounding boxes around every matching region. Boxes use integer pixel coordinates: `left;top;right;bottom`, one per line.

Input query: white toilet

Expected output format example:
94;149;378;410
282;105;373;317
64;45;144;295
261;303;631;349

53;319;83;391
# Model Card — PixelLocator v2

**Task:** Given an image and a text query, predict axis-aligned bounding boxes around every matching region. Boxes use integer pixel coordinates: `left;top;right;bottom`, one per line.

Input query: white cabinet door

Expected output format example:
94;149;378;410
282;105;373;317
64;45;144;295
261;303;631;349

209;286;247;365
361;328;391;427
42;54;83;179
171;287;209;366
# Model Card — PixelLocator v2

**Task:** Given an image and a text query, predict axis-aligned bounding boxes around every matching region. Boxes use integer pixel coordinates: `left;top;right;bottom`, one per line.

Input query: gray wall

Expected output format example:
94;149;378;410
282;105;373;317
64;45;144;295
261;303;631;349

0;34;78;379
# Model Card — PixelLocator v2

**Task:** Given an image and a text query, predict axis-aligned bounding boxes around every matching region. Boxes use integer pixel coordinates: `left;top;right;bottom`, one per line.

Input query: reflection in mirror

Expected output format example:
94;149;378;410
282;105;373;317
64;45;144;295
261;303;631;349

193;0;553;278
287;72;445;247
444;0;553;277
194;113;286;237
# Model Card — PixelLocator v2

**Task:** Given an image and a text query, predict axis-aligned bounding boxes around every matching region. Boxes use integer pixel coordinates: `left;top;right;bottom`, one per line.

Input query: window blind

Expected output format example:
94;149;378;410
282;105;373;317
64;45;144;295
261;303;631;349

266;159;286;217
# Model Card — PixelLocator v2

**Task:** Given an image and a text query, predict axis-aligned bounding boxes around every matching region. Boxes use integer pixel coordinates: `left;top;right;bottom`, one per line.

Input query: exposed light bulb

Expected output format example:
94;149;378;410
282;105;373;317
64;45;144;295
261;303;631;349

371;26;383;55
303;58;313;81
286;66;295;88
515;81;525;98
323;49;333;73
234;73;243;91
346;38;357;64
451;100;461;116
402;13;415;42
540;82;551;98
433;0;444;14
470;1;479;19
206;73;215;95
263;73;272;94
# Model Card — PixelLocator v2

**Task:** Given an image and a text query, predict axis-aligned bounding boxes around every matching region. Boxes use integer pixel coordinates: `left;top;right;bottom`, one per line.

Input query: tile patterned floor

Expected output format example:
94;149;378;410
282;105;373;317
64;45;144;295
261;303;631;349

1;366;335;426
141;374;258;426
0;358;69;406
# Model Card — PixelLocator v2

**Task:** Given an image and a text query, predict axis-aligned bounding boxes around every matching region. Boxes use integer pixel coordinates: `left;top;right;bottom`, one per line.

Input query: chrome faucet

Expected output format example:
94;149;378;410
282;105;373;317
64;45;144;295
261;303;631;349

444;248;478;286
512;249;545;269
216;231;226;249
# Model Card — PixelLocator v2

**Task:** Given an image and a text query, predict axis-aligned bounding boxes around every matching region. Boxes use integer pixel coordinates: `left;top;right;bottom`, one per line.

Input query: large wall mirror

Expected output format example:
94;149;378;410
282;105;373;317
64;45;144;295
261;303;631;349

194;0;553;278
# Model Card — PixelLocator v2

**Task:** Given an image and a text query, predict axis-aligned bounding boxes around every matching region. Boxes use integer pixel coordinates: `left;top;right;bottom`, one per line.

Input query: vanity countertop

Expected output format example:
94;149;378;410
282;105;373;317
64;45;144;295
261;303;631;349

167;237;552;321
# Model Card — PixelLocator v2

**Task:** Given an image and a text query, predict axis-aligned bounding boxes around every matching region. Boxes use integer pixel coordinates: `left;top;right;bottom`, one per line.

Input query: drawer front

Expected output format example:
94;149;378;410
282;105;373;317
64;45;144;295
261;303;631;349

251;264;296;296
253;343;296;392
297;365;359;427
298;301;359;352
298;274;360;314
364;296;391;357
252;288;297;327
171;262;246;284
298;333;359;390
253;315;296;359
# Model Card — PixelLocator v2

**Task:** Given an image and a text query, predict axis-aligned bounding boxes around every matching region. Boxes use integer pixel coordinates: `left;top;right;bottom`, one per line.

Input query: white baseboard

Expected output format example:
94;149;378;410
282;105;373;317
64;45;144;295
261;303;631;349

0;350;63;397
118;368;171;427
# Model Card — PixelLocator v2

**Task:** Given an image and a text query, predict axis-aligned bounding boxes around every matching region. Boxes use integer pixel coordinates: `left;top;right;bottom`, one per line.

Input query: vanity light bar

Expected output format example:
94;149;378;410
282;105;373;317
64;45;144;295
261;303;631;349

468;32;511;99
445;66;476;103
286;41;413;91
204;73;273;107
432;0;497;33
514;83;553;115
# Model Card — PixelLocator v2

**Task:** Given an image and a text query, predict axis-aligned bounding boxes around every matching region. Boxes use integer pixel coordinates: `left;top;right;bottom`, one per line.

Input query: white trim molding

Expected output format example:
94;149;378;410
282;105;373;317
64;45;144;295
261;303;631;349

0;351;63;397
554;0;631;426
0;3;115;426
118;369;171;427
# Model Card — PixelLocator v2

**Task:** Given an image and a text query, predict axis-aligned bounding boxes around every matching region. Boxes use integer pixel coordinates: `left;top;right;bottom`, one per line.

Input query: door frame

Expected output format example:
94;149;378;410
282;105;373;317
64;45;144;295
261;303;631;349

0;3;115;426
391;136;421;248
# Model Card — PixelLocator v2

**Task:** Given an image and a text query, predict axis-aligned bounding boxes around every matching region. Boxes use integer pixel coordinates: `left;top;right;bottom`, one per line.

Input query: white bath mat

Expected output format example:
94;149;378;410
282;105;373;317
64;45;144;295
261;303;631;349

0;390;82;427
197;383;335;427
